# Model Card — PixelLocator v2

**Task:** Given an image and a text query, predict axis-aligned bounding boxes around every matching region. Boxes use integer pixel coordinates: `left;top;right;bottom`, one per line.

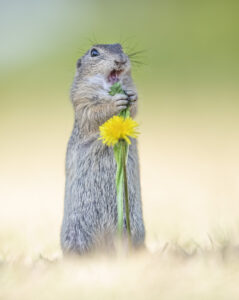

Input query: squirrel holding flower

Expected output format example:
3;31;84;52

60;44;145;254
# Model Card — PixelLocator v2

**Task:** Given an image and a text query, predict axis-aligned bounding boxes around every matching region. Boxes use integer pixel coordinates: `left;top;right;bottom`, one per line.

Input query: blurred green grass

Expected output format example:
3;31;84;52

1;0;239;109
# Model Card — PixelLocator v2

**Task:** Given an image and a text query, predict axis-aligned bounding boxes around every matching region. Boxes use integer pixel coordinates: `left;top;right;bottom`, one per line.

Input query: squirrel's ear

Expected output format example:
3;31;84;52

76;58;81;69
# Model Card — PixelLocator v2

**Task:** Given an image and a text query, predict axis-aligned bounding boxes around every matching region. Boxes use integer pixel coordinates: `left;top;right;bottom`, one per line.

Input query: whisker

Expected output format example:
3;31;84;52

128;49;147;58
120;35;137;50
88;34;99;46
130;60;146;66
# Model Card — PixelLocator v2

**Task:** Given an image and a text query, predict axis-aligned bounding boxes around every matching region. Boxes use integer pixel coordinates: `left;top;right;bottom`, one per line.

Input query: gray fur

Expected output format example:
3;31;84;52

60;44;145;254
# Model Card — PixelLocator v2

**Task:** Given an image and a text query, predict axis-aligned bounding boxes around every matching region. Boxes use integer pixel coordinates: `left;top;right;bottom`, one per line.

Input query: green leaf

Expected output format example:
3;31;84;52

109;82;125;96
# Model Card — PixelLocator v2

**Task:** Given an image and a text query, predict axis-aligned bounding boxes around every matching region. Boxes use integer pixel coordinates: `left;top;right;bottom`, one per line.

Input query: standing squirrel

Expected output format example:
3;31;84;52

60;43;145;254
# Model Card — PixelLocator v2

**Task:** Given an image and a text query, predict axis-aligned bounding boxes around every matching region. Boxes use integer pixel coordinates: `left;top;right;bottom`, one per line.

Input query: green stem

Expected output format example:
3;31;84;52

115;143;124;237
122;142;131;240
110;83;132;242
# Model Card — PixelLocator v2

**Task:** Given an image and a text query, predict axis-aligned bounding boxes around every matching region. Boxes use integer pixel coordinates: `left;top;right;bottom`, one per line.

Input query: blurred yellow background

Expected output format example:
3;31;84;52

1;1;239;299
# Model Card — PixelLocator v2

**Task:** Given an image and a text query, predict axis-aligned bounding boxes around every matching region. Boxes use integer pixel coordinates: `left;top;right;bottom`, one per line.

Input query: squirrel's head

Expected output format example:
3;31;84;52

75;43;131;84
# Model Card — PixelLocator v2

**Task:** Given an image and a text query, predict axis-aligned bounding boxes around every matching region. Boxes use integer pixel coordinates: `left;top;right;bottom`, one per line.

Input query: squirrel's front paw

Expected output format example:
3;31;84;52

124;90;138;103
112;94;130;113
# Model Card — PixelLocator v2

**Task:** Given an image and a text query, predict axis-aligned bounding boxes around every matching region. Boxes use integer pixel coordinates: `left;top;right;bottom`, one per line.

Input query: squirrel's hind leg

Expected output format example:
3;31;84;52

60;216;96;255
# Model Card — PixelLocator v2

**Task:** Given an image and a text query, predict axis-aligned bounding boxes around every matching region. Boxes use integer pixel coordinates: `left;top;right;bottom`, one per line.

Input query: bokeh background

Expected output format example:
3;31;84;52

1;0;239;299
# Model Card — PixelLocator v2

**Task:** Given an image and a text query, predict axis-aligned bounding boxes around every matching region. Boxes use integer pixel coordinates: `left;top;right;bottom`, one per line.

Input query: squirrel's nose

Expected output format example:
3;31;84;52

114;59;127;66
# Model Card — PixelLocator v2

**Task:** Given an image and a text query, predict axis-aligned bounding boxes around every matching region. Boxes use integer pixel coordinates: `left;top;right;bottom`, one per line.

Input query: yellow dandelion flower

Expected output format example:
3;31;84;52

99;116;139;147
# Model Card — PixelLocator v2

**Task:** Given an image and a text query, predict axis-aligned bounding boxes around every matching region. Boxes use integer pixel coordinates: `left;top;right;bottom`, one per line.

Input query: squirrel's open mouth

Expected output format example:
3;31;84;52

108;70;122;84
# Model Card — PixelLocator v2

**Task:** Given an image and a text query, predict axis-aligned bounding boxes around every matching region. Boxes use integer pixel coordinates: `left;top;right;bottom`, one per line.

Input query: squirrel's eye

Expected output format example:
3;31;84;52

91;48;100;57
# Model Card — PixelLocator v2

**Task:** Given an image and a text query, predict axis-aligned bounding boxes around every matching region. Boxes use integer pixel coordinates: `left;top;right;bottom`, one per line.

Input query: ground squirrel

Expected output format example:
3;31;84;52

60;43;145;254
